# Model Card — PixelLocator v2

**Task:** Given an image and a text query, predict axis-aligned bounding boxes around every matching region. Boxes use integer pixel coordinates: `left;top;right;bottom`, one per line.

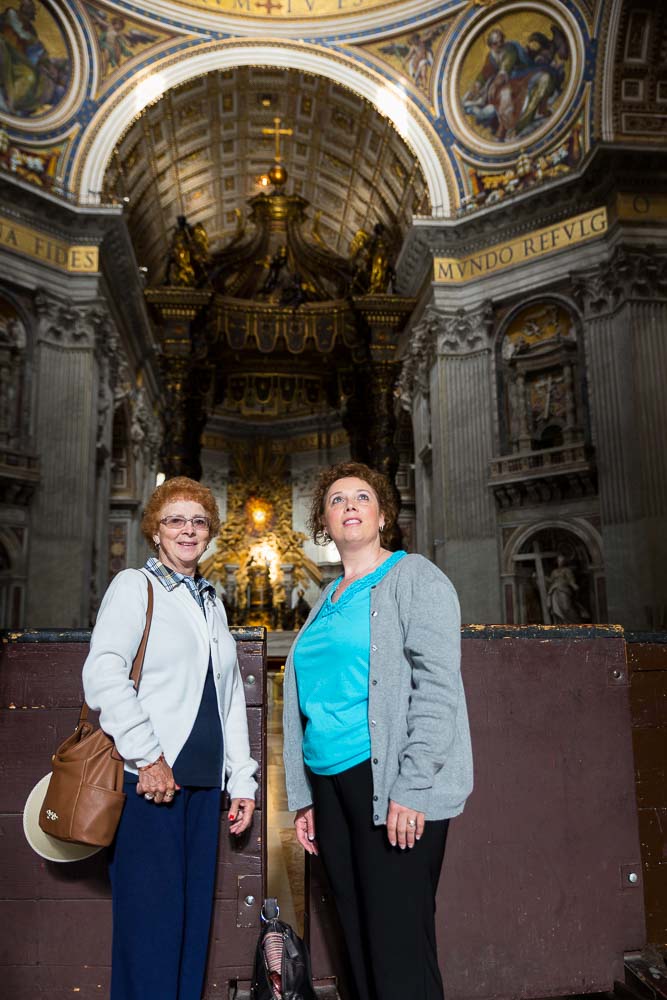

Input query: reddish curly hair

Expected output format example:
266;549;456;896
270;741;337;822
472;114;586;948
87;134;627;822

308;462;398;545
141;476;221;549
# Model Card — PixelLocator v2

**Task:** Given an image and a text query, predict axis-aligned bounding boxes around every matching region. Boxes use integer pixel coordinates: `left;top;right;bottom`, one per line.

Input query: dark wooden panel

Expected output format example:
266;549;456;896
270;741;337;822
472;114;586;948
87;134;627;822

628;640;667;944
2;963;111;1000
0;816;111;899
308;629;645;1000
0;642;88;708
0;631;267;998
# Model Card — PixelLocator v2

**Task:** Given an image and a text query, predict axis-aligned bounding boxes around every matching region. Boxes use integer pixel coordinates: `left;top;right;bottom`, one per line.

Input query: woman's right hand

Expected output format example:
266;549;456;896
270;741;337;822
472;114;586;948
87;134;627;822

294;806;318;855
136;756;180;805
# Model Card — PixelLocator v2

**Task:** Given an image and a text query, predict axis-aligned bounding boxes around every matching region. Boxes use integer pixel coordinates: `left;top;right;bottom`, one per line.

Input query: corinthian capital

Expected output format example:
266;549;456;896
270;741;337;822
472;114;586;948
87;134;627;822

34;291;106;348
573;248;667;317
438;301;494;356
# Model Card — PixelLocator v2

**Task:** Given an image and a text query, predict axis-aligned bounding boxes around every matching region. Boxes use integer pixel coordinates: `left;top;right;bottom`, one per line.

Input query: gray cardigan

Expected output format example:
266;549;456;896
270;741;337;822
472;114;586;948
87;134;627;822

282;553;473;824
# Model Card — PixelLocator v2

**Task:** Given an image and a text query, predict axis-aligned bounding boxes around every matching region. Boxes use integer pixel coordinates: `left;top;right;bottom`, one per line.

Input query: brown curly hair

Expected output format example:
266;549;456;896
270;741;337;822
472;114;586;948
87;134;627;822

141;476;221;549
308;462;398;545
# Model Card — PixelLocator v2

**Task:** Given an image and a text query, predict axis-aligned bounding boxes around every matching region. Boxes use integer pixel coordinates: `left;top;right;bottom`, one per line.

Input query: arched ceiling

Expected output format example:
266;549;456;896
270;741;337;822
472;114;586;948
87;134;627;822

103;66;430;285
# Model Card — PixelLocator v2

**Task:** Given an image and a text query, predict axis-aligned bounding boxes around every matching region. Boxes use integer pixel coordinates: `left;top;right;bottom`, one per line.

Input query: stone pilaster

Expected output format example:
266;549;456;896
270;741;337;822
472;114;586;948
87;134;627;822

437;302;501;620
398;308;439;558
573;248;667;628
26;292;105;625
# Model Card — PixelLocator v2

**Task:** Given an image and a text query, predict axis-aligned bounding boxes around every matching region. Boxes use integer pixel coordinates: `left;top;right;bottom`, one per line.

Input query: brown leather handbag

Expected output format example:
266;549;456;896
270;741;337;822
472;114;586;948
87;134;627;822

38;577;154;848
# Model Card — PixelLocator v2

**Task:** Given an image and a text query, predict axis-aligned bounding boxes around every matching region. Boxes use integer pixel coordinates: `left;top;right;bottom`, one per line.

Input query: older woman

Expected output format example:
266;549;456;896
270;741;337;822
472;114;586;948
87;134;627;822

283;462;473;1000
83;476;257;1000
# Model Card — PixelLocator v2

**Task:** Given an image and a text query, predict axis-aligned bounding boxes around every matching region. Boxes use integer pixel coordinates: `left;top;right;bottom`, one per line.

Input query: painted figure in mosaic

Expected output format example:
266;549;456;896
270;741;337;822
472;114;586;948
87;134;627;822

85;5;158;77
462;24;569;141
379;23;446;91
0;0;70;116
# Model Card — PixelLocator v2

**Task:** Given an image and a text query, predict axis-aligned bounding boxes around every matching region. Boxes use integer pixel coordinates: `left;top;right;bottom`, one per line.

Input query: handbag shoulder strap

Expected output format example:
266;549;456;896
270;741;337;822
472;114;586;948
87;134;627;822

79;575;154;725
130;575;154;689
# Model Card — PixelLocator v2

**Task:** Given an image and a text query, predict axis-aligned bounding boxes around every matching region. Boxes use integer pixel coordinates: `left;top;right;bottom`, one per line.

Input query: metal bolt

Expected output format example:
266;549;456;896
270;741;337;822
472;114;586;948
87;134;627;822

612;669;622;679
246;674;256;685
245;895;255;905
627;872;638;884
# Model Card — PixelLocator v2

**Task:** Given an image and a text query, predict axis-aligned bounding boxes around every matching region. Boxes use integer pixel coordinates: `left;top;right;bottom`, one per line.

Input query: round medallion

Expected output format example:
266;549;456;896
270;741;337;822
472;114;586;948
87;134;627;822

0;0;87;130
446;2;582;155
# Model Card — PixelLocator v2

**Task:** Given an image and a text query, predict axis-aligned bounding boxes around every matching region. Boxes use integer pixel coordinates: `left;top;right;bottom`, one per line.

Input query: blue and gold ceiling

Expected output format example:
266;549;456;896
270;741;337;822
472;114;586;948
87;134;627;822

0;0;661;279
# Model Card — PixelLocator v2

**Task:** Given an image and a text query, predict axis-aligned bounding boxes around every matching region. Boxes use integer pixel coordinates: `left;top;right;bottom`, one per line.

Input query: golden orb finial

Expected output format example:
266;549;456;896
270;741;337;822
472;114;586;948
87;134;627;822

269;163;288;187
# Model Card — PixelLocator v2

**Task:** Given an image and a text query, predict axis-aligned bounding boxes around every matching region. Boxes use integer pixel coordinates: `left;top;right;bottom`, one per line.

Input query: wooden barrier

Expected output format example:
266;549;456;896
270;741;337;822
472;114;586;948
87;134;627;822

0;626;267;1000
626;632;667;945
307;625;647;1000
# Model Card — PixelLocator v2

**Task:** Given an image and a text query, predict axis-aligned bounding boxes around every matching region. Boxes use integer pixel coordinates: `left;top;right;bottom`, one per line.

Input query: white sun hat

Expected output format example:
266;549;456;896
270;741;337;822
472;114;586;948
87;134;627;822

23;774;102;863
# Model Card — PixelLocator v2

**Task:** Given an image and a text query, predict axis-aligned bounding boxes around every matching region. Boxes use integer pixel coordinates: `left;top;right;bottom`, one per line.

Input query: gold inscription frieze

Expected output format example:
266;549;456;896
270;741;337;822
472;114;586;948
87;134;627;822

0;215;99;273
176;0;398;18
434;207;608;285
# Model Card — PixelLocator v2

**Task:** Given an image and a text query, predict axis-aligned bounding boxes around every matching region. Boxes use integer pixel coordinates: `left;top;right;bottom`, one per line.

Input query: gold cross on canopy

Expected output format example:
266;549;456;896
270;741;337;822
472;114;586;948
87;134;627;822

262;116;293;163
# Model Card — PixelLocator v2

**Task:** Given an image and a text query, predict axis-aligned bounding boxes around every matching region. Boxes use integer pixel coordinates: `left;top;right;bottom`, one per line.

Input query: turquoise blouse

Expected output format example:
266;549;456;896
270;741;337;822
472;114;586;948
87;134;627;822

293;550;406;775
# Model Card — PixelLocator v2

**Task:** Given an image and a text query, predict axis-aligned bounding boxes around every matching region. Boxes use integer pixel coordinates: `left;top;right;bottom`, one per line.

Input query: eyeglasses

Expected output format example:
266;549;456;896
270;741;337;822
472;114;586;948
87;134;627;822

159;516;211;531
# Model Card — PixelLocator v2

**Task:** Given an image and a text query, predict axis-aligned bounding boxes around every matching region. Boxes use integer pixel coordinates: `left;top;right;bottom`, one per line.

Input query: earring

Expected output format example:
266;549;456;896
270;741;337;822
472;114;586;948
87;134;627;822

379;524;385;533
321;531;331;545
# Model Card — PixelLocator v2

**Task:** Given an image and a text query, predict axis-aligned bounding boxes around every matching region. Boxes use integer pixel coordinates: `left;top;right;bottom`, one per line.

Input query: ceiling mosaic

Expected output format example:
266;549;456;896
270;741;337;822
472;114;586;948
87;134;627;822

0;0;620;221
103;67;429;284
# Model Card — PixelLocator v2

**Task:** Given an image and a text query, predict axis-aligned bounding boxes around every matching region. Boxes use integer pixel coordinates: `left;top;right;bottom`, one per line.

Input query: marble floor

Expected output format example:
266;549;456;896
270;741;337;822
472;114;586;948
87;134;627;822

266;671;304;935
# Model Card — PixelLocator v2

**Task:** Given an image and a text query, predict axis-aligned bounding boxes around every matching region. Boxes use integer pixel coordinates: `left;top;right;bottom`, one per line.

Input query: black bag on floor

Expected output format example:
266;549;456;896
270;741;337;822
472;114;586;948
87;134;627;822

251;898;317;1000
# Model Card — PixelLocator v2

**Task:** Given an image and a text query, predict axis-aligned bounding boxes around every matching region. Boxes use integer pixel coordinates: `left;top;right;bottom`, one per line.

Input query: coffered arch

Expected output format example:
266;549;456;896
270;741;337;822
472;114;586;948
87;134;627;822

102;65;433;284
74;40;453;225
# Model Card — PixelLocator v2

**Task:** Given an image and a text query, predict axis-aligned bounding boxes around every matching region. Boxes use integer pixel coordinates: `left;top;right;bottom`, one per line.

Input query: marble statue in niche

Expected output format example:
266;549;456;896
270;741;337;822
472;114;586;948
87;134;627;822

0;0;71;117
515;529;592;626
459;11;571;143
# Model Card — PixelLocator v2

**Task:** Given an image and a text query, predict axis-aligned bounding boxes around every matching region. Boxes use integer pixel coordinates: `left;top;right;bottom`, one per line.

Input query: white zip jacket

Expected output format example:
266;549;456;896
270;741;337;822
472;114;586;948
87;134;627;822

82;567;258;799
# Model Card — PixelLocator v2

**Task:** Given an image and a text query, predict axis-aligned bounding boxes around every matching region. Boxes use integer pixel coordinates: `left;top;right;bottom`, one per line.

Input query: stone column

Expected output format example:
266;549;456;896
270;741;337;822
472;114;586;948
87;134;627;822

144;288;210;479
398;308;438;559
574;249;667;628
353;295;415;548
26;293;105;626
428;302;501;621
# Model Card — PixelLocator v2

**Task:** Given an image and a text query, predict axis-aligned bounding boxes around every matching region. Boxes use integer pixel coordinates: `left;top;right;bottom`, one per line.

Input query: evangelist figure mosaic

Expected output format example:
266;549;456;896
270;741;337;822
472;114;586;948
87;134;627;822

0;0;71;118
459;11;571;144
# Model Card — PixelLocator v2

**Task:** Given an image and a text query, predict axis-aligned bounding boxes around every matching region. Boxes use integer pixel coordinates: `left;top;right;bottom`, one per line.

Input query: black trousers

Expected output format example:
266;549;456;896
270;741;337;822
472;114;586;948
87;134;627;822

309;759;449;1000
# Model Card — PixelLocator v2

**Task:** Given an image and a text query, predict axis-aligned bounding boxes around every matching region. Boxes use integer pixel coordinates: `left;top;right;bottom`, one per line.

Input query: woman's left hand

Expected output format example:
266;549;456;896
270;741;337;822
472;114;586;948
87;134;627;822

386;799;425;850
228;798;255;836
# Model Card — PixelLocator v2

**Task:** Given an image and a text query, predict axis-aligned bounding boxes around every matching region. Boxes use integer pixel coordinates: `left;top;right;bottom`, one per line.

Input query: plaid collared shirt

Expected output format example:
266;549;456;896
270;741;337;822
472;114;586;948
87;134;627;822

144;557;216;613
